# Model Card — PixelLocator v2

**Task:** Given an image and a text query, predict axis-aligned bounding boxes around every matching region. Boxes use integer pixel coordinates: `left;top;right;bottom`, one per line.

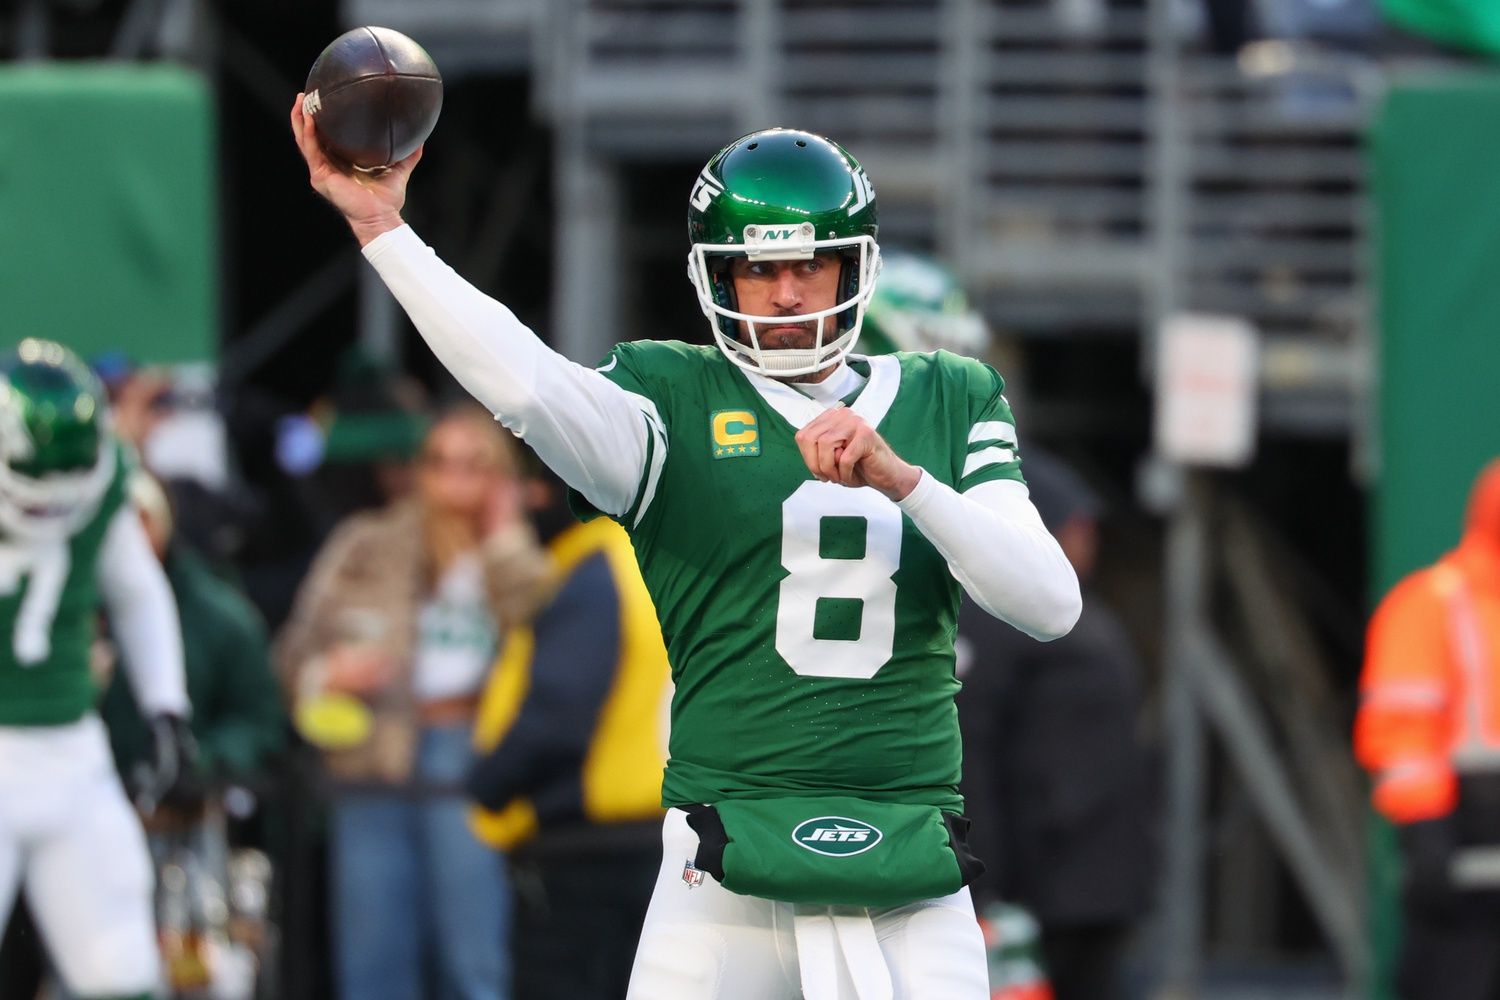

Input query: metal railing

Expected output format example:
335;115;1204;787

531;0;1377;433
343;0;538;75
1173;45;1377;434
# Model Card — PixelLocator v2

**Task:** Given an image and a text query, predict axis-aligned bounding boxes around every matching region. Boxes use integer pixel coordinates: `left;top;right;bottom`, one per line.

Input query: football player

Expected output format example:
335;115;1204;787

857;248;992;358
292;102;1080;999
0;339;193;1000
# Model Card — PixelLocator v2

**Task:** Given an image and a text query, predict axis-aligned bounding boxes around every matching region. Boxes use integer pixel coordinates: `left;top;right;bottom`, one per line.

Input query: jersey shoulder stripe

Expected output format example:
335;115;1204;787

962;446;1017;479
967;420;1016;446
897;352;1027;491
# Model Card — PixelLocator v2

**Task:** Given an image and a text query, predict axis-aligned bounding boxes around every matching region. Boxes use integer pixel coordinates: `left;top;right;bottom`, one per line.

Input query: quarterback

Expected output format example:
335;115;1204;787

293;101;1080;999
0;340;193;1000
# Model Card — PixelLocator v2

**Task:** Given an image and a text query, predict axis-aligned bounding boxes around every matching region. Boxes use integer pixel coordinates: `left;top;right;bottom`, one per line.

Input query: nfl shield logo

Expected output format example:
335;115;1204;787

681;861;706;888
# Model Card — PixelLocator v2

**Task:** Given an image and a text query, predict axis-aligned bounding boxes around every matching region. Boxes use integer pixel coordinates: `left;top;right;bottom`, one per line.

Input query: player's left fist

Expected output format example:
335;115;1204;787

795;405;921;501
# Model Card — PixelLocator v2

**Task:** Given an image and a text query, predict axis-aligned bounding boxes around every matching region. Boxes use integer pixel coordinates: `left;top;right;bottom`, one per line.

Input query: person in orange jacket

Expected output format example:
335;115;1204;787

1356;458;1500;1000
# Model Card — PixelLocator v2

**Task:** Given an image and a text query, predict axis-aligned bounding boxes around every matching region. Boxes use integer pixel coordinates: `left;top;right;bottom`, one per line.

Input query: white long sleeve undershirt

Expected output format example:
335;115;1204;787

899;475;1080;640
364;225;653;518
96;508;189;717
362;224;1079;639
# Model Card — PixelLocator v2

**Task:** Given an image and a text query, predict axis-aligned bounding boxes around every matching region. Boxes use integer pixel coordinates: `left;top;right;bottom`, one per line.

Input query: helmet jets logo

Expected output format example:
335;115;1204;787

848;169;875;217
791;816;884;857
690;169;724;211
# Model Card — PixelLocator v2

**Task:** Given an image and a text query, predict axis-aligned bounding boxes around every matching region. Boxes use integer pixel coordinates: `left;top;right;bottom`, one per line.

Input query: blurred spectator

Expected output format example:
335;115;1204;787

234;353;430;634
276;404;549;1000
94;356;253;578
957;448;1153;1000
467;461;671;1000
1355;459;1500;1000
298;351;433;523
102;361;175;456
97;471;286;799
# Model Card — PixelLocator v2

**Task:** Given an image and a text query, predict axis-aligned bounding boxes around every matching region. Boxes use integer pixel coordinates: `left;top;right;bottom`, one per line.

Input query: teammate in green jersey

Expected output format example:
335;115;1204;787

294;100;1081;999
0;339;194;1000
858;248;992;358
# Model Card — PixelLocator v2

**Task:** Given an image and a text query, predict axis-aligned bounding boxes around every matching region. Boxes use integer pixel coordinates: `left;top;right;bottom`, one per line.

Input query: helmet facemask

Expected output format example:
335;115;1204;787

688;224;882;378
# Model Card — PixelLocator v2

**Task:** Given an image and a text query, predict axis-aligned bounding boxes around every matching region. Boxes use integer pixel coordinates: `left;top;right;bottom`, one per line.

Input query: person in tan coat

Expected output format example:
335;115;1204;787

278;403;550;1000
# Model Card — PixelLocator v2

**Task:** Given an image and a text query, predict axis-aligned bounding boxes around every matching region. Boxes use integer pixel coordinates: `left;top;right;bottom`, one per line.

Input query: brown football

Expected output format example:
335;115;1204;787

303;26;443;171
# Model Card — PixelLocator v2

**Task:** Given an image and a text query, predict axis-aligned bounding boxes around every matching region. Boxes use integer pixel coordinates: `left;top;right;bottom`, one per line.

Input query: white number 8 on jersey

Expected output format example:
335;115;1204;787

775;481;902;680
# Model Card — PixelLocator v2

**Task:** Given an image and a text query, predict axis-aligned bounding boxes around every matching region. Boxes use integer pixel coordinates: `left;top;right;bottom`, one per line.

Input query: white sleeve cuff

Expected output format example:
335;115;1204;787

360;222;420;263
894;468;939;514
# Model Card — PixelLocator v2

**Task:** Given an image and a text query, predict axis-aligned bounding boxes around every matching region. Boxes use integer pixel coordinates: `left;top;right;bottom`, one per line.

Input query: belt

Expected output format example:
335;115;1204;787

417;693;481;726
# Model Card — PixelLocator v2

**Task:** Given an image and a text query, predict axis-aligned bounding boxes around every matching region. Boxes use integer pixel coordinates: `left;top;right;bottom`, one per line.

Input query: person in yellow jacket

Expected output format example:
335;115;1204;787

1356;458;1500;1000
468;463;672;1000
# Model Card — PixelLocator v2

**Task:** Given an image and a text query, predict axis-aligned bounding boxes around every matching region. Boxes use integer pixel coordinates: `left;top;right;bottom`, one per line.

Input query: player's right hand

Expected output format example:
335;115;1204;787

291;94;421;247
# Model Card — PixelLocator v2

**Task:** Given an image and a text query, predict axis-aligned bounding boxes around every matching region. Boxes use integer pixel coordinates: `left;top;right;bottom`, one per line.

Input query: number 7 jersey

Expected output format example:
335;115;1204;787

575;342;1025;812
0;444;128;726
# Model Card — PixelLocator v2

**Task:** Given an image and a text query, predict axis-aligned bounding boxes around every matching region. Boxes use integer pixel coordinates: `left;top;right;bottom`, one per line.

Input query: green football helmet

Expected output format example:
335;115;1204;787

0;339;116;541
860;249;990;358
687;128;881;377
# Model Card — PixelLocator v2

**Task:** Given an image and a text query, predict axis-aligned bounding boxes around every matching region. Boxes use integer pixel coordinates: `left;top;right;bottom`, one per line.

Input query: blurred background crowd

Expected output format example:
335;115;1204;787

4;0;1500;997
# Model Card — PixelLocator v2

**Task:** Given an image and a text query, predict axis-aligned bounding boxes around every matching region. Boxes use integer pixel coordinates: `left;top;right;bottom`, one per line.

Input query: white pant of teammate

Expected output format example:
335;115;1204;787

627;809;989;1000
0;716;161;998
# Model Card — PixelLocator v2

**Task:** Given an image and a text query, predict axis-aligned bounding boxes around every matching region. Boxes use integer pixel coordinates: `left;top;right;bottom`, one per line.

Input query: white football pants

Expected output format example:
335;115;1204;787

0;716;161;998
626;808;988;1000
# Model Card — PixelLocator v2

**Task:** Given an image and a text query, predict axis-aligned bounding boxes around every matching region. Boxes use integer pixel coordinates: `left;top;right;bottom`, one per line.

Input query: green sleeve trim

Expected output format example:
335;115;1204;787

565;409;660;530
619;414;659;529
959;460;1026;493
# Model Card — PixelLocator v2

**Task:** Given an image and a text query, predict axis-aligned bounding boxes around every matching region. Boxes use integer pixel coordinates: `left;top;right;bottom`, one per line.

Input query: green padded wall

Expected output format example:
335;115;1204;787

0;64;217;363
1369;73;1500;1000
1374;76;1500;592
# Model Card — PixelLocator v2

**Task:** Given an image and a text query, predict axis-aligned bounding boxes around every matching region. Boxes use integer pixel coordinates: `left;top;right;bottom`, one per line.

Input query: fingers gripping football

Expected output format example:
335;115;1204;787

290;95;420;246
795;406;922;501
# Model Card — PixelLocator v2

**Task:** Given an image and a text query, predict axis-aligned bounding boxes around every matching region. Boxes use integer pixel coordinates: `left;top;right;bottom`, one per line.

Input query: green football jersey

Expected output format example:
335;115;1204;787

0;444;129;726
575;343;1025;811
